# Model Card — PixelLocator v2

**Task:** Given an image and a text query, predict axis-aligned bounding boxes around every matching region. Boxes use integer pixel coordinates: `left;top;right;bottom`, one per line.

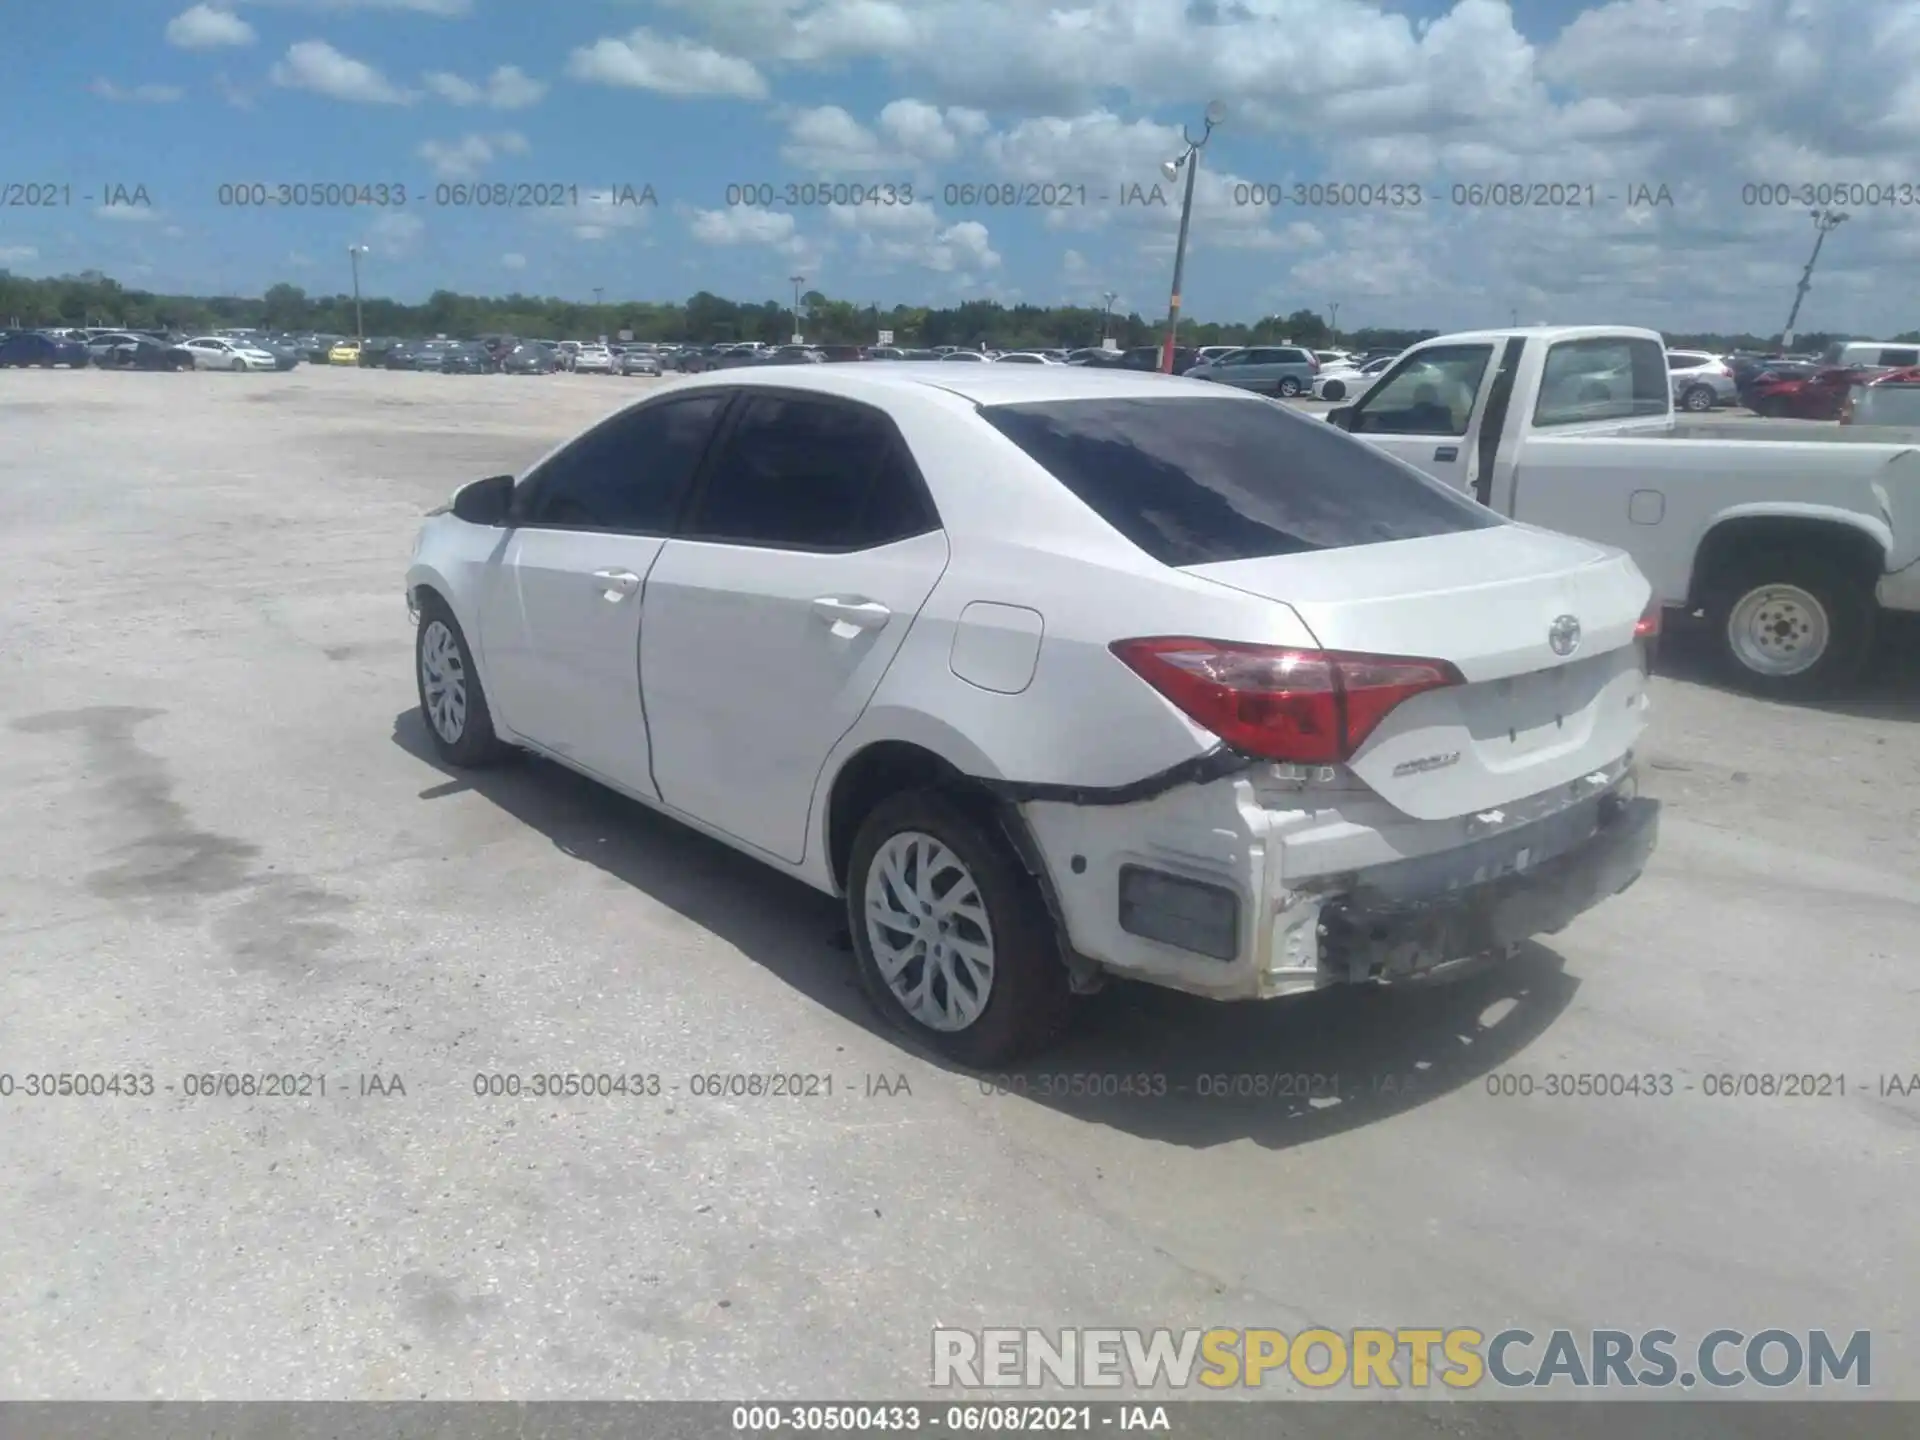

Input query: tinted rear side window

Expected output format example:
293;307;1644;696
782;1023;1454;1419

978;396;1501;567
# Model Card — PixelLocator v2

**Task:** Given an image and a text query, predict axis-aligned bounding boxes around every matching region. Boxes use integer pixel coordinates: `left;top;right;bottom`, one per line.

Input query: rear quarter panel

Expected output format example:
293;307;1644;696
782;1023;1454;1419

1506;434;1914;602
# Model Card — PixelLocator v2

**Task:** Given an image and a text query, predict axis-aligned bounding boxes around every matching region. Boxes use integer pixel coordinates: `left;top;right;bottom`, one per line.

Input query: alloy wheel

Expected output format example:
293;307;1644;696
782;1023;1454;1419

864;831;996;1032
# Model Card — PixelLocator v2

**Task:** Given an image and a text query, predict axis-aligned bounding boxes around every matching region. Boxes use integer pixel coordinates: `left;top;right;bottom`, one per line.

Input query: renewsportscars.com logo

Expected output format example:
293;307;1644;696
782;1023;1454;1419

931;1327;1871;1391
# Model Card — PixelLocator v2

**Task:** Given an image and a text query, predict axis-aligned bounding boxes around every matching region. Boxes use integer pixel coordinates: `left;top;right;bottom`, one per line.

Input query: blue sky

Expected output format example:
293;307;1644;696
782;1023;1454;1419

4;0;1917;333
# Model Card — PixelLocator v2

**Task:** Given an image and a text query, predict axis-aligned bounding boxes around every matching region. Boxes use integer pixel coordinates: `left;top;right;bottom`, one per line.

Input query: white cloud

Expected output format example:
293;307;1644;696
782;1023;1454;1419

416;131;529;180
90;79;185;102
0;245;38;264
364;211;425;256
501;252;527;269
823;198;1000;275
96;204;163;223
166;5;256;48
566;28;769;98
270;40;414;104
779;99;985;171
233;0;468;13
688;205;800;248
423;64;546;109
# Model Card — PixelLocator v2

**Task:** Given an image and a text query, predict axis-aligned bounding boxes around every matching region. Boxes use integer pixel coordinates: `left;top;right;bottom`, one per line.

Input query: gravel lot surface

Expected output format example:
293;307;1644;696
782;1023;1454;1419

1;366;1914;1417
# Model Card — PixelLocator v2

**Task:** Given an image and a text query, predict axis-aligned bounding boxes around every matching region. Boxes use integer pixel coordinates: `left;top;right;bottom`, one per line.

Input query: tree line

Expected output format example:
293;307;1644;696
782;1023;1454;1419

3;267;1910;356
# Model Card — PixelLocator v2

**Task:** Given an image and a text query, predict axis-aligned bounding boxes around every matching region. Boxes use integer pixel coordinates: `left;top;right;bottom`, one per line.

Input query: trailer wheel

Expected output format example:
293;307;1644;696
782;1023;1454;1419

1705;550;1874;697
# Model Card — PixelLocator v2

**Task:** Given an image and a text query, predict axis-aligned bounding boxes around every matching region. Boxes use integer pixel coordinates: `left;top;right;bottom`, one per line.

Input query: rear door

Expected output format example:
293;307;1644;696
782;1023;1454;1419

476;391;731;794
639;390;949;862
1343;343;1498;491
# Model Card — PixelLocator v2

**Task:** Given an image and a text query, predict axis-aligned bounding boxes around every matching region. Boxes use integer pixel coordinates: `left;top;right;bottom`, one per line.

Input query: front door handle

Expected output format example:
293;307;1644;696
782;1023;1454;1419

812;596;892;635
1434;445;1459;461
592;569;641;601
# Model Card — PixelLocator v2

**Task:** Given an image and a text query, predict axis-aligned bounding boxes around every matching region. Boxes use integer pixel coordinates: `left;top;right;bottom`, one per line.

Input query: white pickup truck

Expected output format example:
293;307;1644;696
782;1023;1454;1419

1324;325;1920;696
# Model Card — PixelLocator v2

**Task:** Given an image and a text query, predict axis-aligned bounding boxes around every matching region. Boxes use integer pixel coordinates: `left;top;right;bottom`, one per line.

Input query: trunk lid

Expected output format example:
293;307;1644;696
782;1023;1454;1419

1184;527;1651;820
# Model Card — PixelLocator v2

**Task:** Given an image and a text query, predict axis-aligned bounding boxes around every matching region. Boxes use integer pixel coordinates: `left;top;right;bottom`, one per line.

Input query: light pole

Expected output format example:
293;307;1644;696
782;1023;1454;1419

1781;208;1847;350
1102;290;1118;344
790;273;805;342
1158;100;1226;373
1327;301;1339;345
347;244;368;342
1510;307;1519;327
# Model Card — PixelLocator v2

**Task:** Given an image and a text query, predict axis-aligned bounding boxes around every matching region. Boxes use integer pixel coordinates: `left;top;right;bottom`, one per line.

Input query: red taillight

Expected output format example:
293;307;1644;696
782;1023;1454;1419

1109;638;1462;764
1634;603;1661;639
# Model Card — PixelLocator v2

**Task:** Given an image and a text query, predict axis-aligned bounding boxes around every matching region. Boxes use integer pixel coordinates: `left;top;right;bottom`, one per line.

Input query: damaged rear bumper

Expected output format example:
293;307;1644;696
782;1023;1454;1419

1017;762;1658;1003
1316;793;1659;985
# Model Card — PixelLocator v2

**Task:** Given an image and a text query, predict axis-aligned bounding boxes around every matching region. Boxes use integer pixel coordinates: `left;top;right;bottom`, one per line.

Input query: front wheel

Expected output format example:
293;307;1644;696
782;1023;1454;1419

1320;379;1346;401
1277;376;1303;397
847;790;1074;1067
1706;552;1875;697
415;597;511;766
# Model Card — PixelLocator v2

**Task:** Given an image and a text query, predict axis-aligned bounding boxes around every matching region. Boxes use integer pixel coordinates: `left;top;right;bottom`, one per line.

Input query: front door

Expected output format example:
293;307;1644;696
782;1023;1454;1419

1343;343;1497;493
638;390;949;863
476;391;731;795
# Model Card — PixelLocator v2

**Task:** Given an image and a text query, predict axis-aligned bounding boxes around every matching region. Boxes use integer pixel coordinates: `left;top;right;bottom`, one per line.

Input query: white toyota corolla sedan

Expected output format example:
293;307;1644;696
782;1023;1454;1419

406;364;1660;1064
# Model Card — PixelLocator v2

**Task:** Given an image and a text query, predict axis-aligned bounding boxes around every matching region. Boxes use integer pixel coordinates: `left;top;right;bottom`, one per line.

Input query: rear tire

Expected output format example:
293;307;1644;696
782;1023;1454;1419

1705;550;1875;698
414;595;512;767
1278;376;1303;397
847;789;1074;1067
1680;385;1716;412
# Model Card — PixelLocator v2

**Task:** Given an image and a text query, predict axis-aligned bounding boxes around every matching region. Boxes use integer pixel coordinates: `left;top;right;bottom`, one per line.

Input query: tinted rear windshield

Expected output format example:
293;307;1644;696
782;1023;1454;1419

978;395;1501;566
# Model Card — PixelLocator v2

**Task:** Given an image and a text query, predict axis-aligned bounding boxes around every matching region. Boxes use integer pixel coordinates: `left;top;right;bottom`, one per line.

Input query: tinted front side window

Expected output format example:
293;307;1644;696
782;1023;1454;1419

979;395;1500;567
685;394;934;550
520;394;727;531
1533;337;1670;426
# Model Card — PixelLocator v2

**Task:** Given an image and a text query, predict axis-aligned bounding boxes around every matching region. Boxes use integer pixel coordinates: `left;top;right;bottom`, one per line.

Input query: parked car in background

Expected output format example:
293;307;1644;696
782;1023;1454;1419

1312;353;1397;402
816;345;866;362
573;344;617;374
501;342;558;375
1186;345;1319;396
256;337;302;370
619;348;662;376
439;342;496;375
299;336;341;364
994;352;1059;365
1190;345;1240;366
554;341;583;371
96;335;195;371
764;345;825;365
357;337;403;368
84;332;150;364
1746;365;1866;420
0;331;92;368
328;340;363;366
1821;340;1920;372
938;350;990;363
406;363;1662;1062
183;336;278;371
1323;324;1920;695
1843;366;1920;427
1665;350;1737;412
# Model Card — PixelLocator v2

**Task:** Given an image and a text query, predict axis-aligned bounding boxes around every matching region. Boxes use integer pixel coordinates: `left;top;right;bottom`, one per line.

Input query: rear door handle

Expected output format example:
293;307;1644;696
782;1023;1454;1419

592;569;641;601
1434;445;1459;461
812;597;892;634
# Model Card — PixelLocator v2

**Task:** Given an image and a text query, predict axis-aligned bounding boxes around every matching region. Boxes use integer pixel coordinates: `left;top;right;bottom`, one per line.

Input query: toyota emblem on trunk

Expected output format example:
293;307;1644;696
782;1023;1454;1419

1548;614;1582;656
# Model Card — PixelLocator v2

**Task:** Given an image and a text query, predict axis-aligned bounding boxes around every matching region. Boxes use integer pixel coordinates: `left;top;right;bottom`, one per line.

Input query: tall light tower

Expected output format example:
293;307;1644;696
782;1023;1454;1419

347;244;368;342
1781;208;1847;350
1158;101;1226;373
1327;301;1340;344
1101;290;1118;344
790;273;806;343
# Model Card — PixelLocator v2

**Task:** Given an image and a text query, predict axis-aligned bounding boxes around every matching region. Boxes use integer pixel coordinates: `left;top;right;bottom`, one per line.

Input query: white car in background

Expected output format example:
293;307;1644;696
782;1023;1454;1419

1311;353;1398;402
406;365;1660;1063
1664;350;1737;412
994;353;1060;365
573;344;617;374
181;336;279;372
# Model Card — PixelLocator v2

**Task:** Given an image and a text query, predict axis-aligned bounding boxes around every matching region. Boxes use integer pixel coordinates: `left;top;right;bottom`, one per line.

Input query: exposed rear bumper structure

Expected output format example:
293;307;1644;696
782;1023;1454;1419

1317;793;1659;984
1019;764;1658;1002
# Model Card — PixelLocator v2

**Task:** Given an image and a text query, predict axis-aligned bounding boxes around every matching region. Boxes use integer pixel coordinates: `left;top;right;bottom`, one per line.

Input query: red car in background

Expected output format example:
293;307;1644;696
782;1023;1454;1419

1746;364;1882;420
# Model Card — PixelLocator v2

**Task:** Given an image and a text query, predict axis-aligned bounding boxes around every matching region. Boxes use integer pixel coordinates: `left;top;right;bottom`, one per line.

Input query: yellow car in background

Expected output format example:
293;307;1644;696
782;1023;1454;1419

328;340;363;365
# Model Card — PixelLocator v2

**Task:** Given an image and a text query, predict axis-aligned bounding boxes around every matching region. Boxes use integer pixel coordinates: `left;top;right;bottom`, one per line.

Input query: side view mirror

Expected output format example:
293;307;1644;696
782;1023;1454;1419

1327;405;1355;430
450;473;515;525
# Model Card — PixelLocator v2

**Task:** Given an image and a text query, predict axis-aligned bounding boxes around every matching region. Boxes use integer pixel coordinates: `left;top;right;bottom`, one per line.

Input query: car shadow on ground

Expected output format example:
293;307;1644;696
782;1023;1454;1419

392;710;1582;1151
1655;611;1920;722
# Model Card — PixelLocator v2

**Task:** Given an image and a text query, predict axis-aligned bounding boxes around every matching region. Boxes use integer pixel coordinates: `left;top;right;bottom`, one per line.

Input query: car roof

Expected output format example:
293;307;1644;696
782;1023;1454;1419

656;361;1267;410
